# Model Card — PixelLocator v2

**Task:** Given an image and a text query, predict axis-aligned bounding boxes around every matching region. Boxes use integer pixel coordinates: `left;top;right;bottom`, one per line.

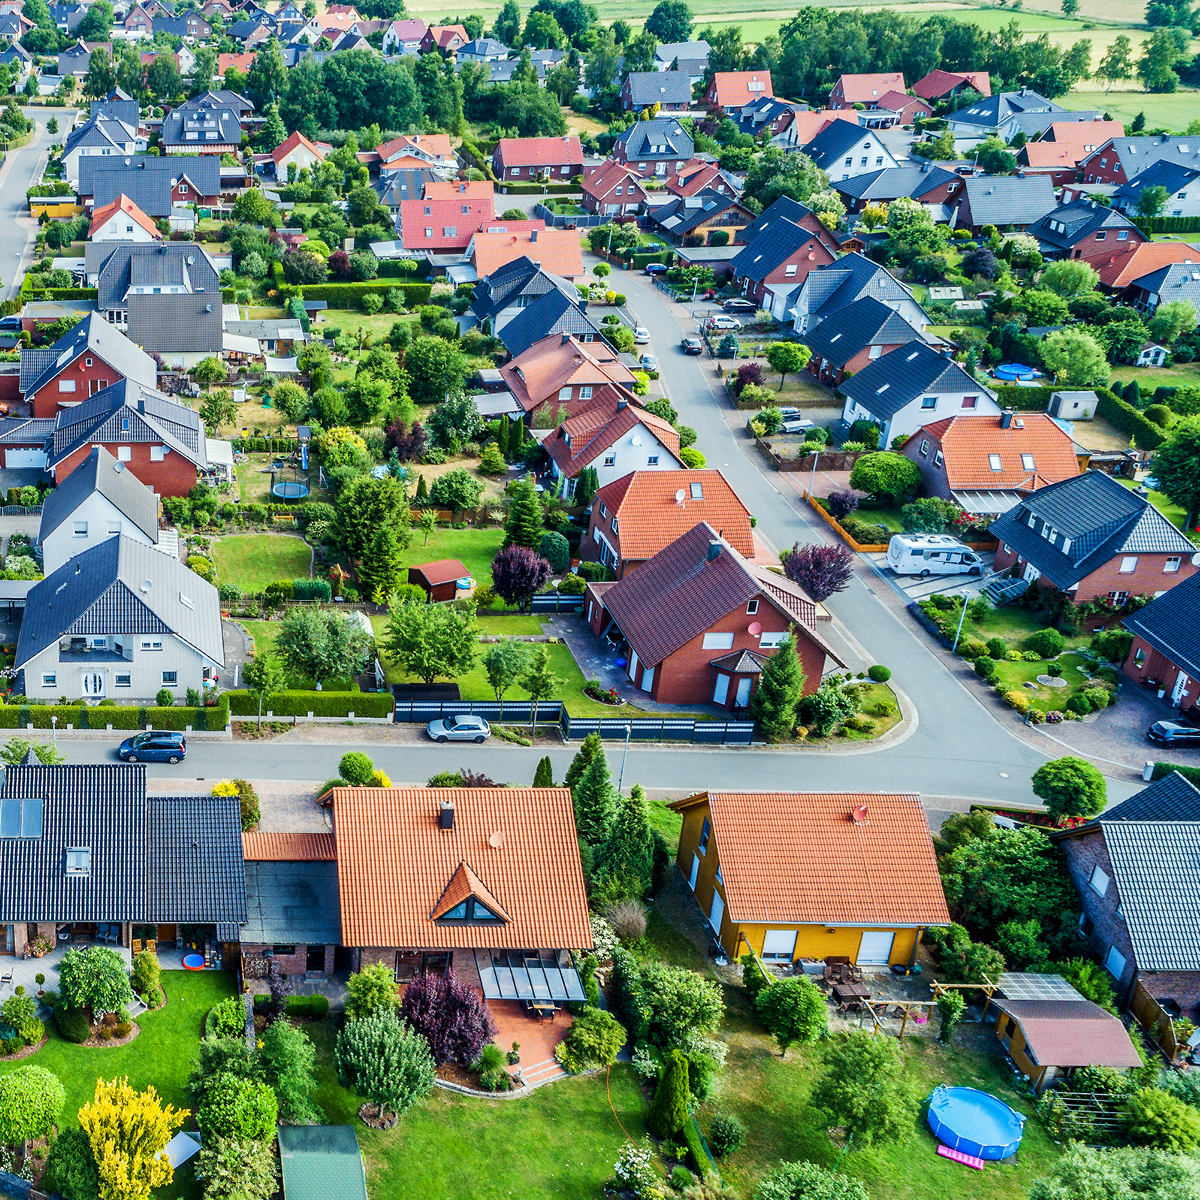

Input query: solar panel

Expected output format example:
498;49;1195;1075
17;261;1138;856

995;972;1083;1001
0;799;18;838
0;798;44;839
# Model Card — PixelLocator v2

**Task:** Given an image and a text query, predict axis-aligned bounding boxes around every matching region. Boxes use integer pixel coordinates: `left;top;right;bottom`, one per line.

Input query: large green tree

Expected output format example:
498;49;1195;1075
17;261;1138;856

848;452;922;504
335;1010;436;1119
573;743;617;845
382;600;478;684
810;1032;918;1147
1040;328;1109;388
755;976;827;1057
644;0;691;43
406;337;469;404
749;634;807;740
1150;415;1200;531
331;473;411;560
595;782;654;895
275;609;372;687
1031;756;1107;824
0;1065;65;1143
1029;1141;1200;1200
503;476;545;549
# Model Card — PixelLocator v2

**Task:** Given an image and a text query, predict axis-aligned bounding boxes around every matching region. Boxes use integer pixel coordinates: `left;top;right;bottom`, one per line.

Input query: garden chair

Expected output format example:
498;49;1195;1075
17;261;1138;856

145;938;156;953
131;938;142;955
0;966;11;993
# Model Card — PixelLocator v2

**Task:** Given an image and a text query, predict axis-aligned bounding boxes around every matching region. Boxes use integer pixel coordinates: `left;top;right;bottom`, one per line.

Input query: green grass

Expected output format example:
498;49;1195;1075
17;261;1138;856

648;799;682;854
404;525;504;583
991;651;1091;712
1117;477;1188;529
213;533;312;592
240;619;361;691
476;613;545;635
819;498;905;533
1062;88;1200;130
1109;360;1200;391
959;603;1089;653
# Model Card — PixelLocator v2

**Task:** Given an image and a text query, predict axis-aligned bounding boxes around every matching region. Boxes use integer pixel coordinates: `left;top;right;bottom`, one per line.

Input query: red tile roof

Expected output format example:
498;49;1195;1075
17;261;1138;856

330;787;593;950
242;832;336;861
423;179;494;201
1096;240;1200;289
544;399;681;478
670;791;951;927
88;194;160;240
834;72;904;104
495;136;583;170
581;159;647;200
271;130;331;166
377;133;456;163
665;159;736;199
428;22;469;47
992;999;1142;1068
911;69;990;100
471;227;583;279
876;90;928;115
706;71;773;107
501;335;636;413
410;559;468;586
218;51;256;74
1042;119;1125;146
399;196;495;250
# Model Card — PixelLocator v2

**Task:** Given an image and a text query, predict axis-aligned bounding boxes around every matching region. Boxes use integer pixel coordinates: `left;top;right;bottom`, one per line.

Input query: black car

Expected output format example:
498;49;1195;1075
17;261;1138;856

1147;720;1200;746
118;730;187;763
681;336;704;355
722;298;757;313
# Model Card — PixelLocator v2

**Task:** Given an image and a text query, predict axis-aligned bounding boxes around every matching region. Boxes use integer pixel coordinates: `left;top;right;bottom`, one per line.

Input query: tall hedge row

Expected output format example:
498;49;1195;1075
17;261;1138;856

0;696;229;730
1094;386;1165;450
297;282;432;307
225;690;393;718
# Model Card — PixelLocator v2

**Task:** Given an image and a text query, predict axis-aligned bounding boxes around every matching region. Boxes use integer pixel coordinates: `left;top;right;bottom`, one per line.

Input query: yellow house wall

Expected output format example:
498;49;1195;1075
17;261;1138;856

30;201;84;219
675;800;925;966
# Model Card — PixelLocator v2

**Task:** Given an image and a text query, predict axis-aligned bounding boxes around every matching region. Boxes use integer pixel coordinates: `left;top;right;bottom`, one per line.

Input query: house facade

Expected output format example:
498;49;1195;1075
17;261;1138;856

802;295;930;386
499;333;635;421
1122;570;1200;712
729;219;837;310
1079;136;1200;187
1027;200;1146;263
610;118;694;176
88;194;161;244
580;160;651;216
801;121;899;181
491;136;583;181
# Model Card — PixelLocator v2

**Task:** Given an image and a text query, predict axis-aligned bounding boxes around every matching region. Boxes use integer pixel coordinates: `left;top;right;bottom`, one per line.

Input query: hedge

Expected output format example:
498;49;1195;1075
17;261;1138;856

1095;386;1165;450
19;287;97;301
225;689;394;718
232;437;299;453
1134;216;1200;235
497;181;581;195
0;696;229;731
376;259;422;278
298;281;432;307
992;385;1054;411
1152;762;1200;786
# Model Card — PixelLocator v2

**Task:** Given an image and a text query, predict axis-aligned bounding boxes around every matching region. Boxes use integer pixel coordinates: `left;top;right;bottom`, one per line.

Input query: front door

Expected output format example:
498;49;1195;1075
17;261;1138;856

641;664;654;694
709;888;725;935
689;853;699;890
734;677;752;708
857;931;895;965
82;671;105;698
306;945;326;972
712;673;730;706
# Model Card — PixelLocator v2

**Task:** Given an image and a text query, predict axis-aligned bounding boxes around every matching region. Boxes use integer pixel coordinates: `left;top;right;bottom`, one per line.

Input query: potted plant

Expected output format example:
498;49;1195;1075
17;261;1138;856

29;935;52;958
35;972;45;998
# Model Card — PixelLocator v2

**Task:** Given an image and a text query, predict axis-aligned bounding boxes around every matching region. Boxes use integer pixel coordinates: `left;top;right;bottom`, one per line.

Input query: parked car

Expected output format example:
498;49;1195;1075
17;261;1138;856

634;326;651;344
644;263;668;275
707;315;742;330
722;298;757;313
777;406;800;418
639;353;657;371
426;714;492;743
118;730;187;764
1148;720;1200;746
681;336;704;354
886;533;982;577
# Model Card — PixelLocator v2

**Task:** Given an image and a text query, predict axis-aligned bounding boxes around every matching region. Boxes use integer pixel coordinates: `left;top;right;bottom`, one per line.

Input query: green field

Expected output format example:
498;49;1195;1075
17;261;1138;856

1063;87;1200;128
213;533;313;593
402;525;505;584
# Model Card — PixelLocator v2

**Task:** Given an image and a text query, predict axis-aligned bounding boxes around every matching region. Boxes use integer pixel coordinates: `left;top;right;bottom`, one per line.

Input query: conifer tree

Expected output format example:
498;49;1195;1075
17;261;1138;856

648;1050;690;1138
596;783;654;895
748;633;806;740
503;476;544;549
496;413;509;459
414;473;429;505
564;731;602;791
574;750;617;846
533;756;554;788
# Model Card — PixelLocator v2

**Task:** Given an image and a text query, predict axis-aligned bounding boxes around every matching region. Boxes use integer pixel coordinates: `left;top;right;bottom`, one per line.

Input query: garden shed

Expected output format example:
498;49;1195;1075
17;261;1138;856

278;1126;368;1200
409;559;469;602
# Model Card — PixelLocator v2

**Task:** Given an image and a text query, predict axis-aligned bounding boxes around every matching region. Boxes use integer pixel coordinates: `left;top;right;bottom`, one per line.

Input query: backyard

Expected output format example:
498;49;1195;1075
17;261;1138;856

213;532;313;593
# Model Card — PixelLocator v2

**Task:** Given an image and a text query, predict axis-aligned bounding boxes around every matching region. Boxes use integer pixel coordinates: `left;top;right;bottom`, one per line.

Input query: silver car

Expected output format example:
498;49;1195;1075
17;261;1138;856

426;714;492;743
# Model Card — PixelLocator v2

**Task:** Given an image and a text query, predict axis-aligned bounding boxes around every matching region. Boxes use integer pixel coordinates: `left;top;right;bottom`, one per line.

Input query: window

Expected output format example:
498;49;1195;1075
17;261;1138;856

690;481;703;499
759;631;786;648
1108;590;1129;604
117;446;131;461
598;502;608;519
41;674;55;687
784;263;797;277
1089;864;1110;896
1021;453;1035;470
579;386;592;399
844;157;852;168
510;167;519;177
424;227;433;238
442;226;456;237
761;929;797;961
603;454;616;466
1104;944;1126;980
962;396;978;409
85;358;93;367
747;599;759;615
1164;556;1182;573
921;396;937;409
141;638;163;651
919;438;929;456
989;454;1002;471
1095;231;1106;241
65;848;91;877
934;450;943;468
698;816;710;854
73;521;88;537
702;632;735;650
150;445;166;462
162;672;177;685
115;674;131;687
121;417;130;431
107;522;121;535
557;387;572;400
1079;912;1094;935
647;455;659;465
58;379;77;393
1118;229;1128;240
1120;556;1138;574
437;896;502;922
611;517;618;533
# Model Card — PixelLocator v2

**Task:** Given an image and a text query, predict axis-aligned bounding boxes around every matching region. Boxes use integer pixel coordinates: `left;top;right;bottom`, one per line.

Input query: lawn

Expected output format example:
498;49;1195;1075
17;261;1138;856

991;651;1092;713
839;681;902;740
958;603;1089;653
476;613;545;635
817;497;905;533
1117;477;1189;529
1062;87;1200;129
214;533;313;593
403;525;505;583
648;798;683;854
1109;360;1200;391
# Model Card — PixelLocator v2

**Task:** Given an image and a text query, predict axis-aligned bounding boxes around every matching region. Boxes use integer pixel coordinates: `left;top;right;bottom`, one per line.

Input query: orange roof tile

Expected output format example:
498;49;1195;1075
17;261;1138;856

1042;120;1124;146
218;51;256;74
494;135;583;169
1096;240;1200;289
545;403;681;477
785;110;859;147
88;193;161;240
271;129;331;166
596;469;754;560
330;787;593;950
907;413;1079;491
430;860;511;922
834;72;904;104
1019;143;1088;170
582;159;648;199
423;179;494;200
707;71;773;107
471;227;584;280
242;832;336;861
670;791;950;927
501;335;636;413
377;133;456;163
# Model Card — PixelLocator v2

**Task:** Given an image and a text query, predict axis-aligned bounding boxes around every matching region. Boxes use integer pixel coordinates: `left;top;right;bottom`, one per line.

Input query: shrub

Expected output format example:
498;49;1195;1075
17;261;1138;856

399;969;496;1066
827;490;859;519
208;996;246;1040
43;1127;99;1200
649;1049;690;1137
1025;628;1066;659
472;1042;511;1092
974;655;997;680
339;751;376;786
1004;690;1032;714
708;1112;746;1157
198;1074;279;1142
1032;755;1107;823
755;1162;870;1200
1092;629;1134;663
555;1008;627;1073
605;898;648;943
52;1004;90;1043
344;962;400;1021
155;688;174;708
3;992;43;1044
986;637;1007;661
539;531;571;573
0;1064;65;1143
867;664;890;683
335;1010;436;1117
754;976;827;1056
1123;1087;1200;1150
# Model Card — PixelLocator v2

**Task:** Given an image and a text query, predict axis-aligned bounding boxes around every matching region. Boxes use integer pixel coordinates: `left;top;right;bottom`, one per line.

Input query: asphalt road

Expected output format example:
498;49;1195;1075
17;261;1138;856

0;109;61;301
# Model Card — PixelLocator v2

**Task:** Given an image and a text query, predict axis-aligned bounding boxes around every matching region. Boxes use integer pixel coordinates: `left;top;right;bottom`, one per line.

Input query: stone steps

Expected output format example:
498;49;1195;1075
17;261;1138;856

521;1057;566;1087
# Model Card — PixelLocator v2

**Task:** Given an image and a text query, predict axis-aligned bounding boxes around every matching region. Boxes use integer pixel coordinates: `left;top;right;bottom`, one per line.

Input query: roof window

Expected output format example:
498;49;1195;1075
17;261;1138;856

0;797;43;839
65;847;91;876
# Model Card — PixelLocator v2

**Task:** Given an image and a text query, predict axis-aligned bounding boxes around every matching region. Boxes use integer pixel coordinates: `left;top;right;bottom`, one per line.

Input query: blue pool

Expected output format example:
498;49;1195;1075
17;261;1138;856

927;1086;1025;1160
994;363;1042;382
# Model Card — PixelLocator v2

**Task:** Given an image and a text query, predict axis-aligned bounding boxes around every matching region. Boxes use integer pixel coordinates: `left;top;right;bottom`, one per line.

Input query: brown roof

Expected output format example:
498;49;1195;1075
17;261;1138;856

330;787;593;950
581;159;647;200
472;228;584;280
88;194;160;240
423;179;494;200
595;469;754;560
242;832;336;861
544;400;681;478
500;334;636;412
597;521;839;667
1018;142;1091;170
495;135;583;169
670;791;951;927
834;72;904;103
1098;240;1200;289
410;559;468;585
992;999;1143;1068
911;69;990;100
666;160;732;198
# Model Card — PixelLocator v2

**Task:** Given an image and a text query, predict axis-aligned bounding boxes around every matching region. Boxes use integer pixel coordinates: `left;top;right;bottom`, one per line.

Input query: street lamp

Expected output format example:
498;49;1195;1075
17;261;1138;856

617;724;631;794
950;590;973;655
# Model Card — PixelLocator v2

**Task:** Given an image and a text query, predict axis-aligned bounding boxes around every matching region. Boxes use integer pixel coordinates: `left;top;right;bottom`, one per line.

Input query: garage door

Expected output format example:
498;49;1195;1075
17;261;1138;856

857;931;895;965
5;449;46;469
762;930;797;962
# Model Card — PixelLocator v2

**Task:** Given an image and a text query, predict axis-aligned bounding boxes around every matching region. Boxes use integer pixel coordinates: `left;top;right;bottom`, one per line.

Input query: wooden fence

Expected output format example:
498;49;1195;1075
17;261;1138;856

754;438;869;474
1129;978;1182;1062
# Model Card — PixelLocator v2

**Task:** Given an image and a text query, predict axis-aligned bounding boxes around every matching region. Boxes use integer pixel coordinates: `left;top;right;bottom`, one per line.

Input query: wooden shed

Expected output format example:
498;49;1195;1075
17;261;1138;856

409;559;469;602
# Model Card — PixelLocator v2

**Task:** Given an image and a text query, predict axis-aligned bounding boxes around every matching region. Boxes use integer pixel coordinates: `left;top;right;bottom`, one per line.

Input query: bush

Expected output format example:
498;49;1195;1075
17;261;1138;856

285;994;330;1019
755;1162;870;1200
1025;628;1065;659
344;962;400;1021
155;688;174;708
472;1042;512;1092
339;751;376;786
207;996;247;1040
198;1074;278;1142
708;1112;746;1157
555;1008;627;1074
974;655;997;680
985;637;1007;661
539;531;570;573
1123;1087;1200;1150
399;970;496;1066
867;664;890;683
0;1064;65;1143
43;1127;100;1200
1092;629;1134;663
57;945;133;1014
53;1004;91;1043
335;1010;436;1118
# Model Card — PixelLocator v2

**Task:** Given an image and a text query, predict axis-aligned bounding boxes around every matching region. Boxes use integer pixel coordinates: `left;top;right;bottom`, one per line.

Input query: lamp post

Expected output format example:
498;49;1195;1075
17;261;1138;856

617;723;631;794
689;276;699;319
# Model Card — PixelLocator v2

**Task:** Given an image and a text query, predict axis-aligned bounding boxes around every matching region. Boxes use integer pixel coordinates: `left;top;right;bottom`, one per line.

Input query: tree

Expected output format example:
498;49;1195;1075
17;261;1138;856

493;0;521;44
810;1032;918;1147
574;748;618;846
574;465;599;508
962;247;1000;280
345;962;400;1021
482;639;531;713
275;608;372;688
1152;416;1200;530
429;467;485;518
1040;328;1109;388
231;188;277;227
331;473;410;560
83;50;117;99
565;731;602;790
743;150;824;210
1124;1087;1200;1150
765;342;812;390
383;599;478;684
195;1136;277;1200
1137;184;1170;219
755;976;827;1056
848;452;922;504
533;756;554;787
648;1049;690;1137
242;654;285;726
427;392;483;451
936;989;966;1044
398;970;496;1066
755;1162;871;1200
521;645;563;727
595;782;654;895
1032;757;1107;825
198;391;237;434
79;1077;186;1200
358;524;408;603
1097;36;1134;91
1138;28;1183;92
645;0;691;42
0;1064;65;1144
58;945;134;1014
76;0;113;38
1148;299;1197;346
198;1075;277;1142
44;1127;101;1200
783;543;854;603
282;250;327;285
147;53;183;101
640;959;724;1045
336;1010;436;1118
193;357;226;386
1032;1142;1200;1200
976;136;1017;176
258;1020;320;1125
884;195;936;243
748;633;807;738
406;337;468;404
246;36;287;110
491;545;552;613
1040;259;1099;299
503;477;546;549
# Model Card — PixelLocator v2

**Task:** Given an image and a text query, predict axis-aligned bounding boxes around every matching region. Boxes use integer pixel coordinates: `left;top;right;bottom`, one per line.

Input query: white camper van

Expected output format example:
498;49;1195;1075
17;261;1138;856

886;533;983;577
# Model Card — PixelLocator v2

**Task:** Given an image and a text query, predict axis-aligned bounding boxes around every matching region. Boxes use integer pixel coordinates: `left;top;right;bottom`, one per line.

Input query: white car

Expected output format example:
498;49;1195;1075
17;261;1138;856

634;326;651;344
707;315;742;330
426;714;492;743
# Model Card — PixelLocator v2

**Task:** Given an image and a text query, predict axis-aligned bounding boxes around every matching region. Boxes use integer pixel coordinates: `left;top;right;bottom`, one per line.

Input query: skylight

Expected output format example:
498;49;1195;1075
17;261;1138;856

65;847;91;877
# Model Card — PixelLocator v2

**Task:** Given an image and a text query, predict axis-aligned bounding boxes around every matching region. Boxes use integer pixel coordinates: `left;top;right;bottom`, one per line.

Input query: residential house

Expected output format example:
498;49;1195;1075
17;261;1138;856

424;179;495;202
455;37;510;64
0;764;244;961
583;469;754;578
223;318;308;357
990;470;1199;606
420;23;469;55
953;175;1057;234
1116;160;1200;220
668;789;949;965
1080;135;1200;186
62;113;142;185
1124;261;1200;317
396;196;496;252
47;379;209;497
801;120;899;181
225;19;272;45
1096;241;1200;293
664;159;740;201
374;133;458;177
57;39;105;76
38;445;167;575
829;72;905;110
78;155;222;217
1122;570;1200;710
736;194;840;256
838;340;1001;446
621;70;691;113
729;216;838;314
1050;771;1200;1011
160;94;243;155
610;118;693;177
0;43;33;92
1016;120;1126;182
704;71;771;114
779;109;860;153
1027;199;1147;262
271;130;331;178
468;227;584;282
654;39;709;82
544;396;682;498
216;51;257;79
911;69;991;102
491;135;583;182
89;88;140;129
945;90;1088;142
19;313;158;419
731;95;806;142
870;91;932;128
901;411;1080;518
0;418;55;472
153;11;212;38
374;168;437;216
644;189;754;246
499;333;637;423
833;163;962;216
486;50;560;84
802;295;932;386
240;832;341;979
587;523;841;706
790;251;927;334
580;160;652;217
88;194;161;244
325;785;592;1003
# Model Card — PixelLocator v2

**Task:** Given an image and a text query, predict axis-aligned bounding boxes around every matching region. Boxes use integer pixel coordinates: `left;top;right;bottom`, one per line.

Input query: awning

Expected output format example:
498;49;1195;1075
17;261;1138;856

447;263;478;285
161;1132;201;1168
473;950;586;1002
472;391;522;418
263;356;299;373
952;488;1023;515
205;438;235;467
223;333;260;355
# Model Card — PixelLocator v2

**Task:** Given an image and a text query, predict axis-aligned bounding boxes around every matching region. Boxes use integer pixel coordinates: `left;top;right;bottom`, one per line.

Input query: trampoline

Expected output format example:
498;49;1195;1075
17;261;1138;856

927;1086;1024;1160
994;363;1042;382
270;464;310;500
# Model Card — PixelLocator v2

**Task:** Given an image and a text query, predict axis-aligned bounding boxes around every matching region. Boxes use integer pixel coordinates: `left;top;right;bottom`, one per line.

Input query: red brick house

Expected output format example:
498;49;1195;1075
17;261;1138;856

1122;570;1200;712
829;72;904;110
704;71;772;114
499;333;637;422
1079;136;1200;186
396;195;496;251
729;218;837;310
420;22;469;54
19;313;158;419
989;470;1198;609
873;90;931;126
580;160;651;217
802;295;931;386
585;522;842;709
584;469;754;577
492;136;583;182
1026;200;1147;264
665;159;739;200
911;69;991;101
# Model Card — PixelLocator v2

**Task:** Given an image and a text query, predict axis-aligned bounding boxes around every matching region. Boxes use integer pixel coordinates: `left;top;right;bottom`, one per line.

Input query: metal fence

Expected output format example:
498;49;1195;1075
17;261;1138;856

532;202;607;228
529;593;585;613
0;505;42;516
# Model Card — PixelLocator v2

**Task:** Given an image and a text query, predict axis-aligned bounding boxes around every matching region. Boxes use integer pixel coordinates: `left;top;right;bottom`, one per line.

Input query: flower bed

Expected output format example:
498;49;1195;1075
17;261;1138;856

970;804;1090;831
583;680;623;705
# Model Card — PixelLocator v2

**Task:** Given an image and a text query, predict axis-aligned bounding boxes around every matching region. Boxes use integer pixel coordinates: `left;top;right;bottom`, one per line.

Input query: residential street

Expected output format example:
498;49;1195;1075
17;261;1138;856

0;109;61;301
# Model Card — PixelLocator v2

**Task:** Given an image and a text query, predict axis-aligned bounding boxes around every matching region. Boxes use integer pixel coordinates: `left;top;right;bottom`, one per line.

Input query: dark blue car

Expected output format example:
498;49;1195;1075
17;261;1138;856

118;731;187;763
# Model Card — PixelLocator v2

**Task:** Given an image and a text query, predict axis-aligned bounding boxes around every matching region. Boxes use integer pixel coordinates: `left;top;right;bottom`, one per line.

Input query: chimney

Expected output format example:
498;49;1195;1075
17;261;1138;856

530;228;538;242
137;399;145;413
706;539;722;562
438;799;455;830
617;398;628;410
1000;409;1012;429
561;330;570;344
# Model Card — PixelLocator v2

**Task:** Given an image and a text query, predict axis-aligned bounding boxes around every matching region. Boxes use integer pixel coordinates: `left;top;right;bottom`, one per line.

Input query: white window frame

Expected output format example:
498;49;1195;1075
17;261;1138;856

701;632;735;650
1089;864;1110;896
1119;556;1138;574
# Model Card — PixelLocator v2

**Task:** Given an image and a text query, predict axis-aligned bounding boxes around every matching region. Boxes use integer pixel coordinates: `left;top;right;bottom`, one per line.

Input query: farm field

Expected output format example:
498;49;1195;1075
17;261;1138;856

1062;88;1200;129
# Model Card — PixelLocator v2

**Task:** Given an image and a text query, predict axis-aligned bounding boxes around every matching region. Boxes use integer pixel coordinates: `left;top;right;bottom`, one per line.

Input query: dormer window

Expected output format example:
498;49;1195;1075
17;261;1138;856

438;897;502;921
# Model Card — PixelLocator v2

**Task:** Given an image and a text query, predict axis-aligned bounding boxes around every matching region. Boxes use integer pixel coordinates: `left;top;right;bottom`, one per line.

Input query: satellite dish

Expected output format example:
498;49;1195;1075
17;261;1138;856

631;434;642;446
1192;552;1200;567
488;830;505;849
675;488;686;504
748;621;762;636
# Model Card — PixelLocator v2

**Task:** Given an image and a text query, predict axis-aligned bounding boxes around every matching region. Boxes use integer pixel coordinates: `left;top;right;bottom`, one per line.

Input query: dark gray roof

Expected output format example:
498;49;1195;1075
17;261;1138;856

459;37;509;56
655;39;709;65
802;119;873;170
803;295;928;366
988;470;1196;590
64;114;134;158
1028;199;1141;252
838;340;991;419
946;89;1064;130
834;163;960;202
624;70;691;106
90;89;139;127
0;418;53;446
647;188;744;236
802;251;913;319
471;255;574;320
375;167;434;207
19;312;158;398
153;13;209;36
148;796;246;924
1127;262;1200;309
17;535;223;665
614;118;693;162
160;96;242;149
1091;135;1200;175
242;859;341;943
708;648;767;673
94;243;220;311
50;379;207;469
962;175;1057;227
1116;160;1200;206
40;445;160;544
500;290;608;357
730;218;824;285
0;764;147;922
128;291;224;355
1098;772;1200;824
1122;569;1200;683
79;154;221;215
737;196;818;247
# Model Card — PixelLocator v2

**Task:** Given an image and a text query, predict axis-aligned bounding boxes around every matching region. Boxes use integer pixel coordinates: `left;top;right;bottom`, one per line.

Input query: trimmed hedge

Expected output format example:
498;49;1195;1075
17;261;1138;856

682;1116;714;1181
19;287;98;301
285;994;330;1018
298;281;432;307
1135;216;1200;234
376;259;422;278
1095;385;1165;450
497;181;581;195
225;689;393;718
0;697;229;730
231;437;299;453
992;385;1054;411
1152;762;1200;787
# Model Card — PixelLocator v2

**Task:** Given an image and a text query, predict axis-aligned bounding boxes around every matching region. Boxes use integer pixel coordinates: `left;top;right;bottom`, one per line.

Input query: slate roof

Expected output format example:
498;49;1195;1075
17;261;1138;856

148;795;246;927
1122;571;1200;683
624;70;691;107
375;167;435;208
990;998;1142;1068
961;175;1057;227
730;219;824;284
737;195;819;247
946;89;1065;130
802;295;928;367
1126;261;1200;309
1116;160;1200;208
470;255;567;320
94;243;220;310
79;154;221;215
669;790;950;927
801;251;914;319
834;164;960;202
40;445;160;543
160;96;242;149
655;40;710;67
801;119;873;171
243;859;341;944
613;118;693;162
63;114;135;159
838;340;990;419
499;289;608;358
1027;199;1141;253
1084;771;1200;825
49;379;207;470
19;312;158;398
1088;135;1200;178
17;535;223;666
647;188;746;237
988;470;1196;590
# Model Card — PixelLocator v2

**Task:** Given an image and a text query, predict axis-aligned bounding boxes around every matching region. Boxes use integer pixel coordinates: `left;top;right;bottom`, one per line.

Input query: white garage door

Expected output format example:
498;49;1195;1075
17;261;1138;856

762;929;797;962
5;449;46;469
857;931;895;965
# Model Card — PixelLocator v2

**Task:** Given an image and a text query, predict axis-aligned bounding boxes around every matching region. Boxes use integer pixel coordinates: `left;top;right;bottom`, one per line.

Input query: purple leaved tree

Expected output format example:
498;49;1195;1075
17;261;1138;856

491;545;552;614
400;970;497;1065
827;490;860;520
784;543;855;603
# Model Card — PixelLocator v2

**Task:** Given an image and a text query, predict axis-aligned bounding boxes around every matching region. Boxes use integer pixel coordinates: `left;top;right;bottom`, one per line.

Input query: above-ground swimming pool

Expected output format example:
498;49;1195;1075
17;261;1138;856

994;363;1042;382
927;1086;1025;1160
271;479;310;499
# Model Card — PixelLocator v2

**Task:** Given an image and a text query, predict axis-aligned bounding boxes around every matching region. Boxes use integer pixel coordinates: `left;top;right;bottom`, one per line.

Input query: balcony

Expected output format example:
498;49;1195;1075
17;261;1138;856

58;642;132;663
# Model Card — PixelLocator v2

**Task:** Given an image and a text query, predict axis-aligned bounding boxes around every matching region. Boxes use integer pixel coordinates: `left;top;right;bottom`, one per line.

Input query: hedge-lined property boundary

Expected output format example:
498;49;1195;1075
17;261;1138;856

1152;762;1200;786
0;696;229;730
1095;386;1165;450
297;281;432;307
1134;216;1200;234
19;286;98;302
226;689;393;718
